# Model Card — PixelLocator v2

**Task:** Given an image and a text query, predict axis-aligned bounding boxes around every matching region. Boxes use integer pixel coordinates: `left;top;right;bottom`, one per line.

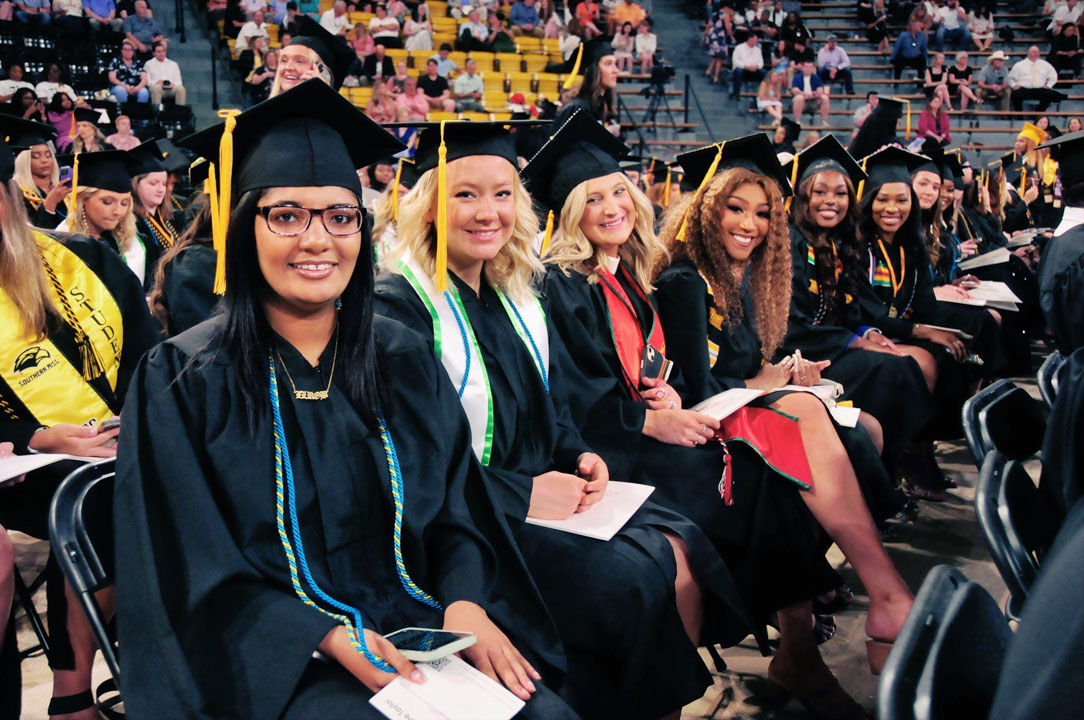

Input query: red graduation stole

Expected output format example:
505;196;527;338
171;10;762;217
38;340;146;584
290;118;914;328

597;263;666;399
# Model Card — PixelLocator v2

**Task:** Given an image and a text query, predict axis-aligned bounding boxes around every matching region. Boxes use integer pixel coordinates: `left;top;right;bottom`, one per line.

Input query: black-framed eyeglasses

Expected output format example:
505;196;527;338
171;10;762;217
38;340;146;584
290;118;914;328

257;204;365;237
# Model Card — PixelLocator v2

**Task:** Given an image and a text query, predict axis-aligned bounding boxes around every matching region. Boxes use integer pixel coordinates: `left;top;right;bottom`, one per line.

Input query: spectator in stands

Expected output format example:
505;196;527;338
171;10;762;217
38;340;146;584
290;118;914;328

779;11;811;47
85;0;121;29
575;0;602;39
702;6;732;85
366;80;398;121
355;42;394;84
320;0;351;36
948;51;980;110
0;63;34;103
237;34;268;80
635;19;655;73
396;74;429;119
0;0;12;19
124;0;164;55
115;0;138;18
402;4;433;50
15;0;51;24
786;36;816;69
279;1;301;36
145;40;187;105
610;0;645;34
817;34;854;94
968;3;994;51
46;92;75;150
458;9;490;51
267;0;287;22
348;23;376;57
452;57;484;111
418;57;455;111
246;47;276;102
756;68;786;123
730;33;764;100
8;88;46;121
53;0;85;30
106;113;140;149
369;4;402;47
510;0;542;36
490;12;517;52
235;8;270;56
239;0;263;15
891;19;928;79
924;51;953;109
205;0;226;26
109;39;151;102
852;90;879;139
1010;44;1065;110
918;93;951;145
611;22;634;74
386;60;408;91
976;49;1010;109
791;59;830;124
223;0;246;38
1049;22;1082;75
430;43;456;76
35;63;78;103
385;0;406;21
932;0;969;52
1047;0;1082;35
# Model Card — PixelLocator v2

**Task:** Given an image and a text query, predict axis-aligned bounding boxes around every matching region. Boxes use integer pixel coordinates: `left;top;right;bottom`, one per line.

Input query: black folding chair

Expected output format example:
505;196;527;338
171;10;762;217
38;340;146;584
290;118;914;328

961;379;1047;467
1037;351;1065;409
975;451;1052;620
48;460;120;688
877;564;1012;720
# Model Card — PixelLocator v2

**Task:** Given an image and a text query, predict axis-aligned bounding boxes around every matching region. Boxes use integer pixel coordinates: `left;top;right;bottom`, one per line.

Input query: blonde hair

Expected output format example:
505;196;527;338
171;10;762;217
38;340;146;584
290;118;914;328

386;164;543;300
70;187;138;256
656;166;792;361
14;146;59;193
0;179;60;339
72;125;107;153
545;173;664;291
270;45;333;96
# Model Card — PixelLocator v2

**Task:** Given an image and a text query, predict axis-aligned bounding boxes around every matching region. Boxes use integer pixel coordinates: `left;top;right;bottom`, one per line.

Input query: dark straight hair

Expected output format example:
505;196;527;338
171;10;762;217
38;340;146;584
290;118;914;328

214;189;387;431
856;181;929;270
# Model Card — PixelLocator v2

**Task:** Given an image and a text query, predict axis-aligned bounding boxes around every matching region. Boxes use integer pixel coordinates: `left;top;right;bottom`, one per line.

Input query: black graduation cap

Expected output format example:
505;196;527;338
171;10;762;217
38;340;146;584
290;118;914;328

859;145;930;197
73;107;104;126
563;35;615;90
913;138;942;178
0;115;58;150
129;139;168;176
676;134;792;197
286;15;355;90
0;137;14;183
396;157;421;190
780;117;801;144
391;119;547;173
940;154;964;184
1039;129;1084;186
177;79;405;293
189;156;210;187
520;109;629;211
783;134;866;190
148;138;191;174
60;150;141;193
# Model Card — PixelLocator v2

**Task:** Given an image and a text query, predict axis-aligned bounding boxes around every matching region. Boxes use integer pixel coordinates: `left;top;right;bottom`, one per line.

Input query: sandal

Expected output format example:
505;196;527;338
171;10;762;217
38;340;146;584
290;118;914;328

47;690;94;717
813;585;854;615
768;613;837;648
769;676;872;720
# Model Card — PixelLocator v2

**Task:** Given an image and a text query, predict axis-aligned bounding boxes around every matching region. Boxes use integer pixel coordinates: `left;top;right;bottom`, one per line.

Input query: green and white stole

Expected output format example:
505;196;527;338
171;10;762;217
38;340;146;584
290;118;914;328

398;256;549;465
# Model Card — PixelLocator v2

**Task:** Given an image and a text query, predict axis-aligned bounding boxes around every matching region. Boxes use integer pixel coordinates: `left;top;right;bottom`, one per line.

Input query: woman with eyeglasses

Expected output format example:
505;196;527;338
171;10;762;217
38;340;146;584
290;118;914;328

116;80;576;719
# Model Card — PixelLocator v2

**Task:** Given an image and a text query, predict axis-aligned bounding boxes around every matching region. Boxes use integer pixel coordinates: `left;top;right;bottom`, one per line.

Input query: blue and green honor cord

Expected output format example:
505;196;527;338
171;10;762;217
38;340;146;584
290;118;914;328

269;355;440;673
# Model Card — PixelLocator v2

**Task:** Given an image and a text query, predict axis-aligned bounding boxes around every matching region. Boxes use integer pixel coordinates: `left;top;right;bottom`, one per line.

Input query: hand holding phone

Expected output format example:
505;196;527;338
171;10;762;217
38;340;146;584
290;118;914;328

384;628;476;662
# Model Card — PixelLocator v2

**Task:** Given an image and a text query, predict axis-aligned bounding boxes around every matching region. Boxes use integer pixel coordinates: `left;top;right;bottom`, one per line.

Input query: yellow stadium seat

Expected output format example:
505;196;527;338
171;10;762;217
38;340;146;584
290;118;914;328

432;17;457;33
433;32;457;47
516;37;542;52
340;87;351;98
429;3;448;16
548;51;563;64
484;90;508;109
469;51;495;72
497;52;523;72
428;111;458;122
506;71;533;94
482;72;507;92
535;74;560;98
409;50;433;68
459;111;491;121
267;24;280;42
522;54;548;73
386;48;408;65
490;112;512;121
448;50;467;67
542;38;560;54
347;12;374;24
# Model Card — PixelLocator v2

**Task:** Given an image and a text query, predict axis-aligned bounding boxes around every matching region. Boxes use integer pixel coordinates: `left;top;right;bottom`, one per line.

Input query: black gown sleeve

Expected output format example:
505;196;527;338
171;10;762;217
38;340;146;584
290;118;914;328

1038;226;1084;354
541;299;596;470
781;227;861;362
161;244;219;336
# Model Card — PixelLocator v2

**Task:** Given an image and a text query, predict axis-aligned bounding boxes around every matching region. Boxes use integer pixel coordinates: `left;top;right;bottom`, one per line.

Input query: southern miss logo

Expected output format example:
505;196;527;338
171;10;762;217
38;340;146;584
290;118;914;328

14;346;51;373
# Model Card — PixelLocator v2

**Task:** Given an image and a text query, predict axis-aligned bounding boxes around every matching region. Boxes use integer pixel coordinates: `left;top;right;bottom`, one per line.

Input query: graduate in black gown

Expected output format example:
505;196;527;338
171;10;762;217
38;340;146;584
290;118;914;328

530;121;883;720
782;135;935;458
1037;130;1084;356
8;122;70;228
130;141;182;293
117;80;576;719
148;190;217;336
375;116;755;720
0;115;158;719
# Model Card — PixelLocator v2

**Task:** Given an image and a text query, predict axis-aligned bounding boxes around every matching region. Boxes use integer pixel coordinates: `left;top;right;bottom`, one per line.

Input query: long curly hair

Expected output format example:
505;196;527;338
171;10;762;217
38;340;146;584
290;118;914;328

656;166;792;361
791;171;864;324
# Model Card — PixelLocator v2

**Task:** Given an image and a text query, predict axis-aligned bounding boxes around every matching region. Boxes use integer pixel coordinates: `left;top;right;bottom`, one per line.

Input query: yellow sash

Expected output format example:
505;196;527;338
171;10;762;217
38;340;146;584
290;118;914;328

0;233;124;427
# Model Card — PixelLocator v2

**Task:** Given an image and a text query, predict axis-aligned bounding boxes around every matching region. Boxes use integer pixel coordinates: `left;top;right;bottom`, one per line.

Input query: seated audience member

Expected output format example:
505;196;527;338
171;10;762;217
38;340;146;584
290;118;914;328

235;8;270;56
947;51;980;111
223;0;246;38
635;19;656;72
365;80;398;122
1049;22;1082;76
792;60;830;124
575;0;602;38
510;0;543;36
757;69;786;124
123;0;164;55
385;60;409;93
932;0;970;51
395;75;430;120
15;0;51;23
611;0;645;33
279;0;302;35
46;92;75;152
0;63;35;103
968;3;994;51
891;19;928;79
976;50;1010;110
236;34;269;82
349;23;377;57
418;57;456;112
402;5;433;51
369;3;403;48
0;117;157;720
355;42;395;84
106;113;141;150
452;57;485;111
852;91;879;139
109;40;150;103
817;34;855;94
730;33;765;100
246;47;277;103
52;0;85;30
612;22;635;74
430;43;457;76
145;41;188;105
35;63;78;104
457;9;490;50
1047;0;1082;36
918;93;951;145
1010;45;1066;110
119;80;576;720
321;0;352;35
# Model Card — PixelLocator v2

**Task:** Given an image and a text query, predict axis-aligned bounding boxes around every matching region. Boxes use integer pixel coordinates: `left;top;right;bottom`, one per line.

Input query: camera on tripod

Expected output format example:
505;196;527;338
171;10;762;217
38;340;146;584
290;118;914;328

641;62;675;97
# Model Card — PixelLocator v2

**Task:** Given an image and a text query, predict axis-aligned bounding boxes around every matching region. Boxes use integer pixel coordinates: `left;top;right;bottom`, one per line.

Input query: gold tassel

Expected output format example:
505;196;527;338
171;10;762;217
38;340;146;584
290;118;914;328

676;142;725;242
662;169;672;207
786;147;801;211
68;152;79;218
856;156;869;201
391;158;404;221
210;109;241;295
1020;166;1027;196
435;120;449;292
563;44;585;90
540;209;554;257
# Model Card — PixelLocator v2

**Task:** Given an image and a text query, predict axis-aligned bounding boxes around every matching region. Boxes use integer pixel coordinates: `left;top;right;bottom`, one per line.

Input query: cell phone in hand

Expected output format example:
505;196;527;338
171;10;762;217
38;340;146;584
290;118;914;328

59;165;73;184
384;628;476;662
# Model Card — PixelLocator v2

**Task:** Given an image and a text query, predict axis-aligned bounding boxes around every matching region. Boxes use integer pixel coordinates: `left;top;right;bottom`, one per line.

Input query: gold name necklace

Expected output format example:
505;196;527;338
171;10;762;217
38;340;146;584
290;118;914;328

274;330;338;401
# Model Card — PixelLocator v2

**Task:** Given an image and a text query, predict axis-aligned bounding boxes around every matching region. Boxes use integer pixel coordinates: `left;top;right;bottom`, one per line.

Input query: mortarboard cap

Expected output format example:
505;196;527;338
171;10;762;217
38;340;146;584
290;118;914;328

73;107;105;126
1038;129;1084;186
59;150;141;194
859;145;930;197
1018;121;1048;146
563;35;616;89
178;79;405;293
189;156;210;187
520;110;629;212
783;134;866;190
148;138;192;174
677;134;792;197
0;115;58;150
940;154;964;184
129;139;168;176
285;15;356;90
780;117;801;143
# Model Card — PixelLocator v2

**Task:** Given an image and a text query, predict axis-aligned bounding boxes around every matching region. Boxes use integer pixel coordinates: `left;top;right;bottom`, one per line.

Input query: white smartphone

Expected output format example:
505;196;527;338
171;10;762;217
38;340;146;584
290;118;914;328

384;627;476;662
